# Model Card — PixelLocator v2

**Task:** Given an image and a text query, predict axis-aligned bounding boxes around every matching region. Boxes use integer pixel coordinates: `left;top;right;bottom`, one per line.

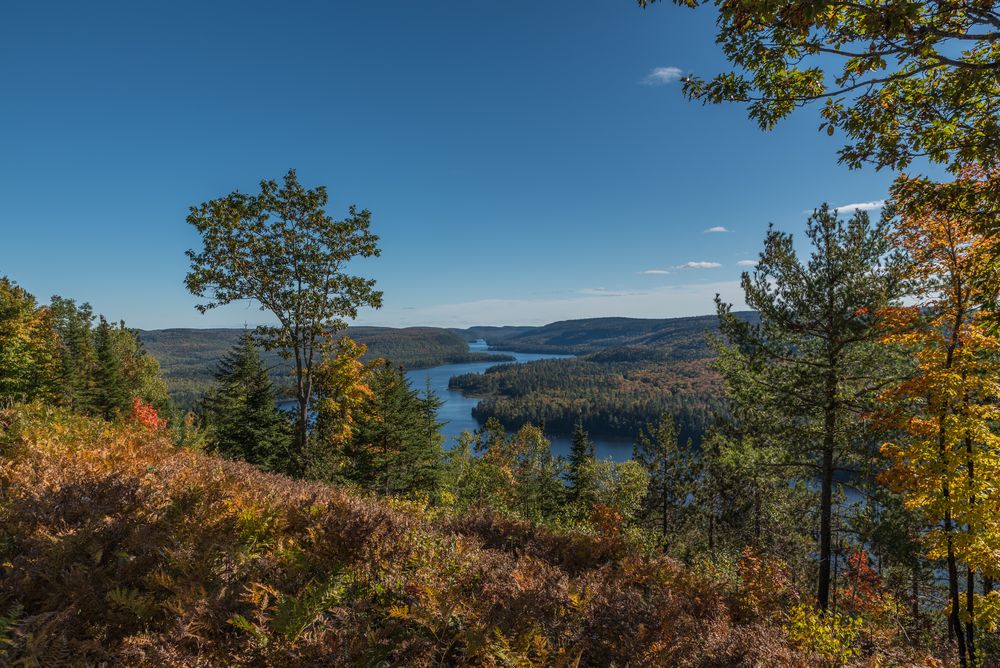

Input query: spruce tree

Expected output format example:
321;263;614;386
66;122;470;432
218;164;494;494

567;422;595;502
49;296;97;413
201;332;291;471
345;365;444;497
93;317;132;419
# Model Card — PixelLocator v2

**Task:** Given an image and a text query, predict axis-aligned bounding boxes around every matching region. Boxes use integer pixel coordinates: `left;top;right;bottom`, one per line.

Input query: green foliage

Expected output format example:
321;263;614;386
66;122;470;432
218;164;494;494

454;356;724;442
715;205;906;609
200;332;292;472
0;279;170;421
92;315;171;420
0;277;60;404
786;603;863;667
641;0;1000;176
184;169;383;453
566;422;595;503
335;364;445;498
633;414;698;547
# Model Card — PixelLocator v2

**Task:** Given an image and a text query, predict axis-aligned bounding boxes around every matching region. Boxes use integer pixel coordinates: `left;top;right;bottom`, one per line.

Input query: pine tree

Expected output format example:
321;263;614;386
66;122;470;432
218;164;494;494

201;332;292;471
715;205;905;611
633;414;697;548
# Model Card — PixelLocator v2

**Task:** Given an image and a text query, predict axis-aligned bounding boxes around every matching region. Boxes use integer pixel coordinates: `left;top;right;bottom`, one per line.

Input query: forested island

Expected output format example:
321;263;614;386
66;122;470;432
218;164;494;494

449;317;730;443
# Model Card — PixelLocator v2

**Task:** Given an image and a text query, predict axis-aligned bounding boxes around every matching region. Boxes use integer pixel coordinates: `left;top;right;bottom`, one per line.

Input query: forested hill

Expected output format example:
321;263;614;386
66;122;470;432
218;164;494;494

448;313;758;442
140;326;511;408
458;313;757;355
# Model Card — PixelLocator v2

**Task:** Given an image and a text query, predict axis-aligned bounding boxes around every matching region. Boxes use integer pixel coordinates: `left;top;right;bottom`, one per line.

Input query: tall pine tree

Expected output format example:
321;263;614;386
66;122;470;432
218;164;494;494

715;204;905;611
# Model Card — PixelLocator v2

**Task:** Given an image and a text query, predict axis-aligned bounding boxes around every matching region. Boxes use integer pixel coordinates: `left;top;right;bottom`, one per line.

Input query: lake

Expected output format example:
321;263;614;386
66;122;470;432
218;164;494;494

406;340;637;462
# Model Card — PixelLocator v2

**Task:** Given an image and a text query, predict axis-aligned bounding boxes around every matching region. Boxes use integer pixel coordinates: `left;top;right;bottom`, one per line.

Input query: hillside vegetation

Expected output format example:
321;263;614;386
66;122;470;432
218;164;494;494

471;314;756;355
0;404;874;667
450;315;739;441
141;326;511;408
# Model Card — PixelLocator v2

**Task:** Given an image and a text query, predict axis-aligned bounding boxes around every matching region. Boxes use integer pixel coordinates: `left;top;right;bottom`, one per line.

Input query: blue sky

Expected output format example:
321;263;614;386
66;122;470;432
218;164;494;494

1;1;924;328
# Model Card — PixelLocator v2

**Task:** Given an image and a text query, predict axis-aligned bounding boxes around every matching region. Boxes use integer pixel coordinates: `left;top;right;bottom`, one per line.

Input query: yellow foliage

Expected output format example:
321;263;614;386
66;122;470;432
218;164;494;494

785;603;862;667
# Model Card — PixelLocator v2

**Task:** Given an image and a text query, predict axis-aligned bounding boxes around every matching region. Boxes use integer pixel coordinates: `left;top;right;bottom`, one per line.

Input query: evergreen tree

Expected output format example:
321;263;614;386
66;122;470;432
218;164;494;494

93;316;130;418
633;414;697;549
715;205;905;611
567;422;596;503
92;317;168;419
49;296;97;412
344;365;444;497
201;332;292;471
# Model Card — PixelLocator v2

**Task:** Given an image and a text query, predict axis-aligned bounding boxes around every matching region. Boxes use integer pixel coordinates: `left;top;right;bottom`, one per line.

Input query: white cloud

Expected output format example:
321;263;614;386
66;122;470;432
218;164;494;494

351;281;747;328
737;260;757;267
639;269;670;275
642;66;684;86
678;261;722;269
834;200;885;214
704;226;729;233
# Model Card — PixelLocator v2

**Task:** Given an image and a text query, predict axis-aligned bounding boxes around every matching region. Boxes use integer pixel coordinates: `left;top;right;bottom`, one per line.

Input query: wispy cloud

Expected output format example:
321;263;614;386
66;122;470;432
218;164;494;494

834;200;885;213
678;261;722;269
642;66;684;86
577;287;646;297
737;259;757;267
704;226;729;234
639;269;671;275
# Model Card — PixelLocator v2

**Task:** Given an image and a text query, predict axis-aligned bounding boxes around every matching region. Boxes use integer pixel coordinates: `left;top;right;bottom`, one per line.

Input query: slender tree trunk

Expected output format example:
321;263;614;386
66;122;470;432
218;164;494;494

966;566;976;666
818;380;836;611
947;526;968;667
911;560;920;628
964;433;976;666
661;473;669;545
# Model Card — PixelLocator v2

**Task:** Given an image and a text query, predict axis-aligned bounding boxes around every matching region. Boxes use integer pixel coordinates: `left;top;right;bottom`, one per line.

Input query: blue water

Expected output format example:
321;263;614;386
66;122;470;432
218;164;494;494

405;340;636;461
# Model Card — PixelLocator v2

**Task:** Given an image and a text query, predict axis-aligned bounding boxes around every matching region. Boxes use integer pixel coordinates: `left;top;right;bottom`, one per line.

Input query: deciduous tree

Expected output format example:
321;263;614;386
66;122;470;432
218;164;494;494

184;170;382;456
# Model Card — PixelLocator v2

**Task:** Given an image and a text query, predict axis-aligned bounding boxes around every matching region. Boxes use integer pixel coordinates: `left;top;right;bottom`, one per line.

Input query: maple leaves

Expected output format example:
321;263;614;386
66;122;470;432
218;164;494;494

130;397;166;431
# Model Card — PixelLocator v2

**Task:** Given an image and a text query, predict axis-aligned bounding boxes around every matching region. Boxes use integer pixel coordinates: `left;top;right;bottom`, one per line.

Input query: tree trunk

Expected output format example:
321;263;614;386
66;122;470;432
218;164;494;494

966;567;976;667
947;518;968;667
818;401;835;611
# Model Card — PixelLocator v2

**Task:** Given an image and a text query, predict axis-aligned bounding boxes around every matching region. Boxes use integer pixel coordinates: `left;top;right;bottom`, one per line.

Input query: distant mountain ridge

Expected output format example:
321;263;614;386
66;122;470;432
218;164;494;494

459;313;757;355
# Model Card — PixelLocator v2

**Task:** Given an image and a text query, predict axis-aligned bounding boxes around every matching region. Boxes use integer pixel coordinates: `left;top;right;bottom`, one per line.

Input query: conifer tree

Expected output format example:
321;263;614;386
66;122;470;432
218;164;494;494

201;332;292;472
345;365;444;497
49;296;97;412
567;421;596;502
715;205;905;611
634;414;697;547
93;317;169;419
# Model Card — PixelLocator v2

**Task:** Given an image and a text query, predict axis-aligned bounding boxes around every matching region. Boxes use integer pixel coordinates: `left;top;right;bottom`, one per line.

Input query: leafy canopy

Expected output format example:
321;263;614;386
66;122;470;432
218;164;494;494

640;0;1000;173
